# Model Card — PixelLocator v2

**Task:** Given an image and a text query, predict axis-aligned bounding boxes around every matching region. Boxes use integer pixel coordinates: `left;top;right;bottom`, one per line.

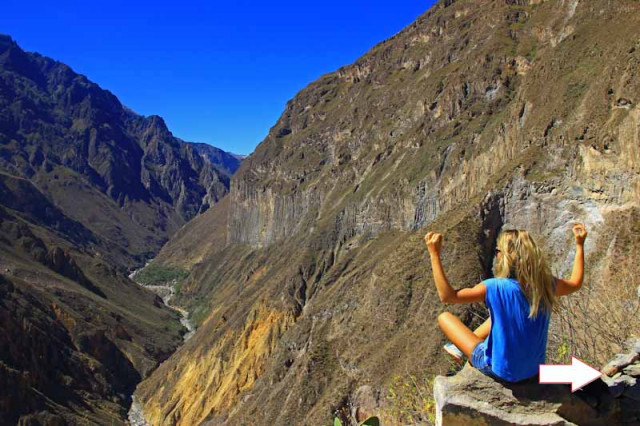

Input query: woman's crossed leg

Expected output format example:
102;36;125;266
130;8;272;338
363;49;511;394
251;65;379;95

438;312;489;362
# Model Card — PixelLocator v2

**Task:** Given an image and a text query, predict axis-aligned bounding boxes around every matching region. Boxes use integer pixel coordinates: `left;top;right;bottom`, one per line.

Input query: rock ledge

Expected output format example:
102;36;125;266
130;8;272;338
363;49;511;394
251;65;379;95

434;338;640;425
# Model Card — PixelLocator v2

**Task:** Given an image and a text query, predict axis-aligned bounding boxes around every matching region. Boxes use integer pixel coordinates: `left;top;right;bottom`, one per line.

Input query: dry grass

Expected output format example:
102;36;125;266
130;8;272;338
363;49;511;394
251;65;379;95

383;372;437;425
548;261;640;366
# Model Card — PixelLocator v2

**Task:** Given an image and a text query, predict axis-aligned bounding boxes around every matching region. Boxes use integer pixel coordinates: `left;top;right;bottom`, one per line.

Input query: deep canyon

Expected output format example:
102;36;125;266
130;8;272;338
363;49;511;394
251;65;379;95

2;0;640;425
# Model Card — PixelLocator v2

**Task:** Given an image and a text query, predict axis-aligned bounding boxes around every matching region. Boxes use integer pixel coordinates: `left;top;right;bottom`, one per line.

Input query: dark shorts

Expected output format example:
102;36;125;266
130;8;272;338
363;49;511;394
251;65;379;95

471;339;500;379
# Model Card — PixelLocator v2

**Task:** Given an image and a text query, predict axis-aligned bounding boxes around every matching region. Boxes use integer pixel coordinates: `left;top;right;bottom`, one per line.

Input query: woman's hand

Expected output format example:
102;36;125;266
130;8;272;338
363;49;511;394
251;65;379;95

573;223;587;246
555;223;587;296
425;231;444;257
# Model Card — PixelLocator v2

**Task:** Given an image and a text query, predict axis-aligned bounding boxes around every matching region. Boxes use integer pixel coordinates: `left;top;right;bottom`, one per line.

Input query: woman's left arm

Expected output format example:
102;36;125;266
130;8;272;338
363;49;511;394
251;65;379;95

425;231;486;304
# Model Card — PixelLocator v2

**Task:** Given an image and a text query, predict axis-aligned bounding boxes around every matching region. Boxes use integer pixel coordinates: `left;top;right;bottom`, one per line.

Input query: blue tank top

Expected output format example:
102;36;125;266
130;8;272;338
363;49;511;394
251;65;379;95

482;277;551;382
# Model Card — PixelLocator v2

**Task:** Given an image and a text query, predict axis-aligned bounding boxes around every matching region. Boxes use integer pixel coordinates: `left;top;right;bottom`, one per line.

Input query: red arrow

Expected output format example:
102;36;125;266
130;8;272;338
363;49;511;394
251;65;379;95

539;356;602;392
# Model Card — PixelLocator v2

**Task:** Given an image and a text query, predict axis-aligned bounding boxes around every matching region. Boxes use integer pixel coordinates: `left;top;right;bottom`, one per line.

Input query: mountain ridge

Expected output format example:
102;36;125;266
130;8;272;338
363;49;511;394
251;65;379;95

0;32;242;266
0;34;242;424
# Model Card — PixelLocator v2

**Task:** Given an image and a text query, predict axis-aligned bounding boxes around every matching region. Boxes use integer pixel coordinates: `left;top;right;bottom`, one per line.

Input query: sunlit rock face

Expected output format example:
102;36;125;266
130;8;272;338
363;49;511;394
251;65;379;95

136;0;640;424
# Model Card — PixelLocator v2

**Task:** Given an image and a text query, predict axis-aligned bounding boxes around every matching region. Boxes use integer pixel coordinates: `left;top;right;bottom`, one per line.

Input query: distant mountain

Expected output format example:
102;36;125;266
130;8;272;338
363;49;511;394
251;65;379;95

188;141;243;176
186;141;242;210
0;34;241;424
0;34;241;263
230;152;248;161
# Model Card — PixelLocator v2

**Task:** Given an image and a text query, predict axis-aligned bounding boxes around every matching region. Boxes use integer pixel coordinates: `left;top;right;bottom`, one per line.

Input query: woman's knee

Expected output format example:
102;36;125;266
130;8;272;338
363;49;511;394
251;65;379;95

437;311;455;328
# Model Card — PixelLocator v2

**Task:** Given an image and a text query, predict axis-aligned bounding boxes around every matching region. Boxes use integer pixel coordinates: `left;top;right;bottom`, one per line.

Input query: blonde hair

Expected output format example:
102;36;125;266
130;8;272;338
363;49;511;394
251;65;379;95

493;230;555;318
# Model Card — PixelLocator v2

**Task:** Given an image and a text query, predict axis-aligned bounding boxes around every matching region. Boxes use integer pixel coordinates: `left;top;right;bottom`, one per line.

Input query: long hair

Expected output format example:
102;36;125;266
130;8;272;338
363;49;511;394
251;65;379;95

493;229;555;318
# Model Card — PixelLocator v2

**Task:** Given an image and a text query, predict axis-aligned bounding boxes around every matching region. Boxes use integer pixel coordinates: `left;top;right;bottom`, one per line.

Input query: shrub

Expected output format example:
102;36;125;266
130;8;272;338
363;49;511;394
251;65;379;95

383;372;437;425
548;262;640;366
134;263;189;286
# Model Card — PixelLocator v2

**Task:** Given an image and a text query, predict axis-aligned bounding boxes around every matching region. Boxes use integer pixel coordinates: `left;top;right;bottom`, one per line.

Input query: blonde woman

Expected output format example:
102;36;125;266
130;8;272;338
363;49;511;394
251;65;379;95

425;224;587;382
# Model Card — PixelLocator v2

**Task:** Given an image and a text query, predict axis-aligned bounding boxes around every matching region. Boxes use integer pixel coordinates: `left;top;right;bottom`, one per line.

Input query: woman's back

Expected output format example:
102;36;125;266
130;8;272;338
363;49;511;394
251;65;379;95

483;277;551;382
426;224;586;383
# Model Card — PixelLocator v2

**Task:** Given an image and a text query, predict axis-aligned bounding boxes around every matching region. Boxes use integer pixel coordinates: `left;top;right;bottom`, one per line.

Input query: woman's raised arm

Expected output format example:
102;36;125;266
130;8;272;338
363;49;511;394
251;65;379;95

425;232;486;304
555;223;587;296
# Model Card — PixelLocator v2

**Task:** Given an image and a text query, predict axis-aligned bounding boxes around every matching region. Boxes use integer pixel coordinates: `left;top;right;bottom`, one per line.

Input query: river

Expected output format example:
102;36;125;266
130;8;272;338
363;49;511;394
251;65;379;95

126;264;195;425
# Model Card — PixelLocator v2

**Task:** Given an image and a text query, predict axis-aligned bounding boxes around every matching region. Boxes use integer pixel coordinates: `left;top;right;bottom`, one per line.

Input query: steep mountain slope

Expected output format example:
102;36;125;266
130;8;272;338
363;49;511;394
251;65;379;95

0;35;241;423
0;34;241;265
136;0;640;424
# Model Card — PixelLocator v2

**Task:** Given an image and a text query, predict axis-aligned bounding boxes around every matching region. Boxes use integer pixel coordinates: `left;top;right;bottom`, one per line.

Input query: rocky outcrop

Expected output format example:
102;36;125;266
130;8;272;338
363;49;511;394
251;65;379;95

434;338;640;425
601;339;640;421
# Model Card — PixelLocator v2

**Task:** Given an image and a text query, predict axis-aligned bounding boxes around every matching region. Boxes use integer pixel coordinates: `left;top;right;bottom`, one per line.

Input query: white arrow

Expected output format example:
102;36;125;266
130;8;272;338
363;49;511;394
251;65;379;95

539;356;602;392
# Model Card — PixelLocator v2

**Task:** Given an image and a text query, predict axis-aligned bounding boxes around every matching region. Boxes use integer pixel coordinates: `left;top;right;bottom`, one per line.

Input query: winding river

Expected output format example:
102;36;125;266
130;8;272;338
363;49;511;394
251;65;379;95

126;264;195;425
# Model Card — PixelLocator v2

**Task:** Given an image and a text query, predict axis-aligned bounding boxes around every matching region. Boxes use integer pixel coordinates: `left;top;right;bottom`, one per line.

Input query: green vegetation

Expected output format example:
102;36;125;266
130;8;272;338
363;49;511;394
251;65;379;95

384;373;437;425
552;334;571;364
135;263;189;286
333;416;380;426
523;40;538;62
189;304;210;326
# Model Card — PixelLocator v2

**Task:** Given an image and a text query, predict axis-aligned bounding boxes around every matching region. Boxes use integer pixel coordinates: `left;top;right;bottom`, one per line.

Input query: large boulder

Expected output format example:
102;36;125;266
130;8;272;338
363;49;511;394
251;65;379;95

434;339;640;425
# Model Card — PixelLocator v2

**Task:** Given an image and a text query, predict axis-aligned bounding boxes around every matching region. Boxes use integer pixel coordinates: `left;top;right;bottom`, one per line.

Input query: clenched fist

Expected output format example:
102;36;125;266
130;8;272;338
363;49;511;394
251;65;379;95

425;231;444;257
573;223;587;246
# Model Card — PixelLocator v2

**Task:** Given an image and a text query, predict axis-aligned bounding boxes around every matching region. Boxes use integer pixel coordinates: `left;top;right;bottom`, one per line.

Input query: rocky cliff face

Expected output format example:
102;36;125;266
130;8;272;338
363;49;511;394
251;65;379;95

135;0;640;424
0;35;242;423
227;0;639;253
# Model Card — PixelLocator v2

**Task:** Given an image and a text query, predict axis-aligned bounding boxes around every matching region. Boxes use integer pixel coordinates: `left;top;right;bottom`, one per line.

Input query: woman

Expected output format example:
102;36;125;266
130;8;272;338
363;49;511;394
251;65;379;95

425;224;587;382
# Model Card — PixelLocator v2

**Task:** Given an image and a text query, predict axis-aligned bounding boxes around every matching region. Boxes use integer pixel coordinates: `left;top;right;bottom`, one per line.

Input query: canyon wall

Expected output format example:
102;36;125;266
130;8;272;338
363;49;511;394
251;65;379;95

137;0;640;424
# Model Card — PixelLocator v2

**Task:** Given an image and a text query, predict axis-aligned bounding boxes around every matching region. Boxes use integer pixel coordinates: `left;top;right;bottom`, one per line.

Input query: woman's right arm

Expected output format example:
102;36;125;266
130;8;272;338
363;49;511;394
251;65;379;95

555;223;587;296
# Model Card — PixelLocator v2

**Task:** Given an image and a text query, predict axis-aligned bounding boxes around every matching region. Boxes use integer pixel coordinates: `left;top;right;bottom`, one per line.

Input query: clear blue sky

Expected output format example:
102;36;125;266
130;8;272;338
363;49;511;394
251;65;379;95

2;0;436;155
